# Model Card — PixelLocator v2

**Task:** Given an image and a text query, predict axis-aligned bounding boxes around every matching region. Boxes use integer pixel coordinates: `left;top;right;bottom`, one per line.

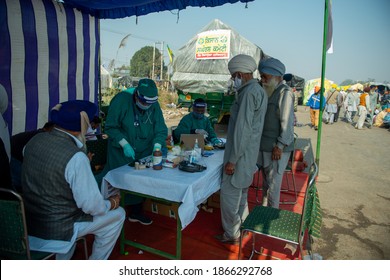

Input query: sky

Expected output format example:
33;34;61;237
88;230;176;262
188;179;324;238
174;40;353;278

100;0;390;85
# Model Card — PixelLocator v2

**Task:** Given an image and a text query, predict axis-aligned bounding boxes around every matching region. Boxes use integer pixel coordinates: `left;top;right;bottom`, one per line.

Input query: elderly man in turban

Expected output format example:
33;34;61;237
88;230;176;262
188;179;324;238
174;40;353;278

22;100;125;259
258;58;295;209
215;54;267;244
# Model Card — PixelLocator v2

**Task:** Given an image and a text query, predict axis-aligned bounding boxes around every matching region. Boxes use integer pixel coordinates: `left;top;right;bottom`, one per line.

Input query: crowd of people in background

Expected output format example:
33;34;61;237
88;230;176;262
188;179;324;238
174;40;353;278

305;84;390;131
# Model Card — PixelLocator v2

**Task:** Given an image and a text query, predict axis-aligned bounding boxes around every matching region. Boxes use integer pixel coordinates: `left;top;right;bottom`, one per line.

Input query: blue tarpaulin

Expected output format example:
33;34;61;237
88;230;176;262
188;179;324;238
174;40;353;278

61;0;253;19
1;0;253;135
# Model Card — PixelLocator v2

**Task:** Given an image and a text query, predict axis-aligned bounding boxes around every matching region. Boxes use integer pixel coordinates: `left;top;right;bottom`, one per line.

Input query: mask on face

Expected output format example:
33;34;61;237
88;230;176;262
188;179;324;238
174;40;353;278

136;100;151;110
234;76;242;89
192;111;204;119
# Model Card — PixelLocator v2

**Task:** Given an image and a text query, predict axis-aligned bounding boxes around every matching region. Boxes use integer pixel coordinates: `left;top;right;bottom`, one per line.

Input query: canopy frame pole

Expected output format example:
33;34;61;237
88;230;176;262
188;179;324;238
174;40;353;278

98;19;102;112
315;0;330;171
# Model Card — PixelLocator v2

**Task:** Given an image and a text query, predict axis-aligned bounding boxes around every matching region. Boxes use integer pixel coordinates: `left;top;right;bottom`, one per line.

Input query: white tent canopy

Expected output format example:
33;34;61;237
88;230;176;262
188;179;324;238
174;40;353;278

171;19;266;94
100;65;112;90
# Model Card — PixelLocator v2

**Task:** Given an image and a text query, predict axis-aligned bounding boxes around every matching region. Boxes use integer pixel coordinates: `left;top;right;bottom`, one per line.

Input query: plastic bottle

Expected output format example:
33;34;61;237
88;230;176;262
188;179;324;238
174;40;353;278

193;138;202;163
153;148;163;170
170;135;174;147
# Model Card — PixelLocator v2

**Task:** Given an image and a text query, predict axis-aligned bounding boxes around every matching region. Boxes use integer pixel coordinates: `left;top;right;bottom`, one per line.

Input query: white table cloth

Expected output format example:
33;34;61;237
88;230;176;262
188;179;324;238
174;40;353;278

102;150;224;229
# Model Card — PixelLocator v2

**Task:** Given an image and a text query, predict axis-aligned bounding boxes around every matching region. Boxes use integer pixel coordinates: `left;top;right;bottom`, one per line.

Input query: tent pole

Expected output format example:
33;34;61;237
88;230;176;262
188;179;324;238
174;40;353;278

98;19;102;112
315;0;330;171
160;41;164;81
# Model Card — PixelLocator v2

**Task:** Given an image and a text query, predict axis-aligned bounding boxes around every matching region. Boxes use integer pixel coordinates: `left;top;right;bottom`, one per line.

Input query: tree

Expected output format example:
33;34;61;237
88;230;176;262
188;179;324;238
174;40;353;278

340;79;355;86
130;46;166;78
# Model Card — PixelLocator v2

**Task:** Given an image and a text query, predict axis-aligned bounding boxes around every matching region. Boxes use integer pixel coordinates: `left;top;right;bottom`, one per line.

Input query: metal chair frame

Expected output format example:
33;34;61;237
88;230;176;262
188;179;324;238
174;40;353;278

238;163;318;260
250;134;299;205
0;188;88;260
280;149;298;205
249;164;263;205
280;133;299;205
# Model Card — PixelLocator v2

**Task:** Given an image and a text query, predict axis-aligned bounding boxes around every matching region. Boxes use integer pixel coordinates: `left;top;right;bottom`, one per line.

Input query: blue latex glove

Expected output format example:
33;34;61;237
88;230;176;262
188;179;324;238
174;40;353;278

123;143;135;159
211;138;224;148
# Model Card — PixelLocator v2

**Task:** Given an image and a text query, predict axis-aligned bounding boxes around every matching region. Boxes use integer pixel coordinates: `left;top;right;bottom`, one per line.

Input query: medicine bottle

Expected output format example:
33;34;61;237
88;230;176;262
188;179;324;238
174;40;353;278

153;148;163;170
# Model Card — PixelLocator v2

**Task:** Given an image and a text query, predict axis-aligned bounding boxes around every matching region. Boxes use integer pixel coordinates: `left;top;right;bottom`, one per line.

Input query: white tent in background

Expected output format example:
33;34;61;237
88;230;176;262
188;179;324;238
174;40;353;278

349;83;364;91
303;77;334;105
100;65;112;92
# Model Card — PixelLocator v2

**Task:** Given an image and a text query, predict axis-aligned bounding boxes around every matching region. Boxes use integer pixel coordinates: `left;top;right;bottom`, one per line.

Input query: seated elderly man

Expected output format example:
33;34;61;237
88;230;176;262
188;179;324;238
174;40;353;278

22;100;125;260
173;98;221;146
10;122;55;192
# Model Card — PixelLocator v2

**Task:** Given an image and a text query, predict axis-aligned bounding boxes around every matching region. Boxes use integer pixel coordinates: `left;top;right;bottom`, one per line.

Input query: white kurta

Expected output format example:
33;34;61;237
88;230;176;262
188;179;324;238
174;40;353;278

28;130;125;259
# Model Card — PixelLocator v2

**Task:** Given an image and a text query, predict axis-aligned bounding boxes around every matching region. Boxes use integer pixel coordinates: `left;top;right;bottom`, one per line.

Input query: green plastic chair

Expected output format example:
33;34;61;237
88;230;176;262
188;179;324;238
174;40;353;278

238;162;320;260
0;188;88;260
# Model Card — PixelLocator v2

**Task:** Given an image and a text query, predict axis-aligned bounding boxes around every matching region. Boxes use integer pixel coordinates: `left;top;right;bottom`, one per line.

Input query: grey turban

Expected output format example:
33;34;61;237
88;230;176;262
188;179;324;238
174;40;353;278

228;54;257;74
0;84;8;114
258;57;286;77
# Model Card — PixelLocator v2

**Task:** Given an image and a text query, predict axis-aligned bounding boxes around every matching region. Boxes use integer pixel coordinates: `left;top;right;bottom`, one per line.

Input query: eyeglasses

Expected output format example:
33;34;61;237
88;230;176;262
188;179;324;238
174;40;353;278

231;72;242;79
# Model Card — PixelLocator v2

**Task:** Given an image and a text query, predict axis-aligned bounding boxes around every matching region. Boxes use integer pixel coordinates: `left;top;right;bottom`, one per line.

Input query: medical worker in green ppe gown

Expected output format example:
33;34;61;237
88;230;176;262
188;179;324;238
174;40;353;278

102;78;168;225
172;98;222;146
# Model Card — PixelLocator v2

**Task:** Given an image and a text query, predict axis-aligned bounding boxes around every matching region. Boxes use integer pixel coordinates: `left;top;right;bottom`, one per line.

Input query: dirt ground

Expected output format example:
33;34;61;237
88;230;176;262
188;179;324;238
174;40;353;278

163;105;390;260
294;106;390;260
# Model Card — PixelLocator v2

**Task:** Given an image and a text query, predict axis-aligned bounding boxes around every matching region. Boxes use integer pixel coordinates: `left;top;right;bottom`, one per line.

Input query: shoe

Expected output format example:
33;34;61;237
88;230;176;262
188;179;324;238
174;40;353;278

314;126;318;130
128;214;153;225
214;233;240;245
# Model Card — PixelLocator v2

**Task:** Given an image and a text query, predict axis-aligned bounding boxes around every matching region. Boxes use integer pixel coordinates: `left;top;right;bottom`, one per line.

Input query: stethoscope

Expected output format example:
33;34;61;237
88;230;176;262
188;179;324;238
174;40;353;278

134;112;140;127
133;94;140;127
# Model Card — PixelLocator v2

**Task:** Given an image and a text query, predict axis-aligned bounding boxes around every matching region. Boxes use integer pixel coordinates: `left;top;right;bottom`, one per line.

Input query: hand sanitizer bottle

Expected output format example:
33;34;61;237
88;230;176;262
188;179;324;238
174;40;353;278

193;138;202;163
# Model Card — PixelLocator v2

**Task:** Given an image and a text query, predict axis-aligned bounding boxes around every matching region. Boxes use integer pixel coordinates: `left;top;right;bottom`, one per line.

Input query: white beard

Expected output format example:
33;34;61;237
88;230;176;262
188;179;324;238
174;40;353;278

263;77;279;97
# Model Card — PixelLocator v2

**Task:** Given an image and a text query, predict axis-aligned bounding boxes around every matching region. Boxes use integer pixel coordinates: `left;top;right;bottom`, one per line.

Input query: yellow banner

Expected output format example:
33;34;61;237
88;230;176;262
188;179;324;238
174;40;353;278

195;30;231;60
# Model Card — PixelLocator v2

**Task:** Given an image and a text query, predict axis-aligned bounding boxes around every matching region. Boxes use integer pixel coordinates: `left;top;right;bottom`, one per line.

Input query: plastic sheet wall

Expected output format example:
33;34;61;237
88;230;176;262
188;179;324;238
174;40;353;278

171;19;266;94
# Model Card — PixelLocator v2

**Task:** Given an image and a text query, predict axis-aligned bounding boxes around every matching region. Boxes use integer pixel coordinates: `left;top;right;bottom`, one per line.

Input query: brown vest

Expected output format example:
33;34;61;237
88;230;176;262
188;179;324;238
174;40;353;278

359;93;368;107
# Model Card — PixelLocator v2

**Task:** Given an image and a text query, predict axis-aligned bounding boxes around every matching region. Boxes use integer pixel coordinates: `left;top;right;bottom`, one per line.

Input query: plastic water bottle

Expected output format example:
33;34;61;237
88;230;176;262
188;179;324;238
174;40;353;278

193;138;202;163
170;135;174;147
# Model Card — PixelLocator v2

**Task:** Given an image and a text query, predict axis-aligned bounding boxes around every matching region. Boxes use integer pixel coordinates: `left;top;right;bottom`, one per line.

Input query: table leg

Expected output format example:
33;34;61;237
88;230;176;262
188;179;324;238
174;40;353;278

119;190;182;259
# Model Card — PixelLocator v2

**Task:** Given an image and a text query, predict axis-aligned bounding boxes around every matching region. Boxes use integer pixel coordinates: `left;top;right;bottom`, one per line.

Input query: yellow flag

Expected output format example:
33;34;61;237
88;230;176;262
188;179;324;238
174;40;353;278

167;44;174;63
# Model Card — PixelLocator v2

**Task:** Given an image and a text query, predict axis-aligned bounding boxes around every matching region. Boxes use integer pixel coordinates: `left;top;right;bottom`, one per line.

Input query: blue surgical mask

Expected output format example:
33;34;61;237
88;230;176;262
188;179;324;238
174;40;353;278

136;100;151;110
192;111;204;119
234;77;242;89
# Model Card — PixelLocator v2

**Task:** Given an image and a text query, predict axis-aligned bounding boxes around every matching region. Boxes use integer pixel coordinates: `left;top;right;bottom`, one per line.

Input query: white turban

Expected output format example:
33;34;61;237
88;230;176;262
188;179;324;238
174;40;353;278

228;54;257;74
0;84;8;114
258;57;286;77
